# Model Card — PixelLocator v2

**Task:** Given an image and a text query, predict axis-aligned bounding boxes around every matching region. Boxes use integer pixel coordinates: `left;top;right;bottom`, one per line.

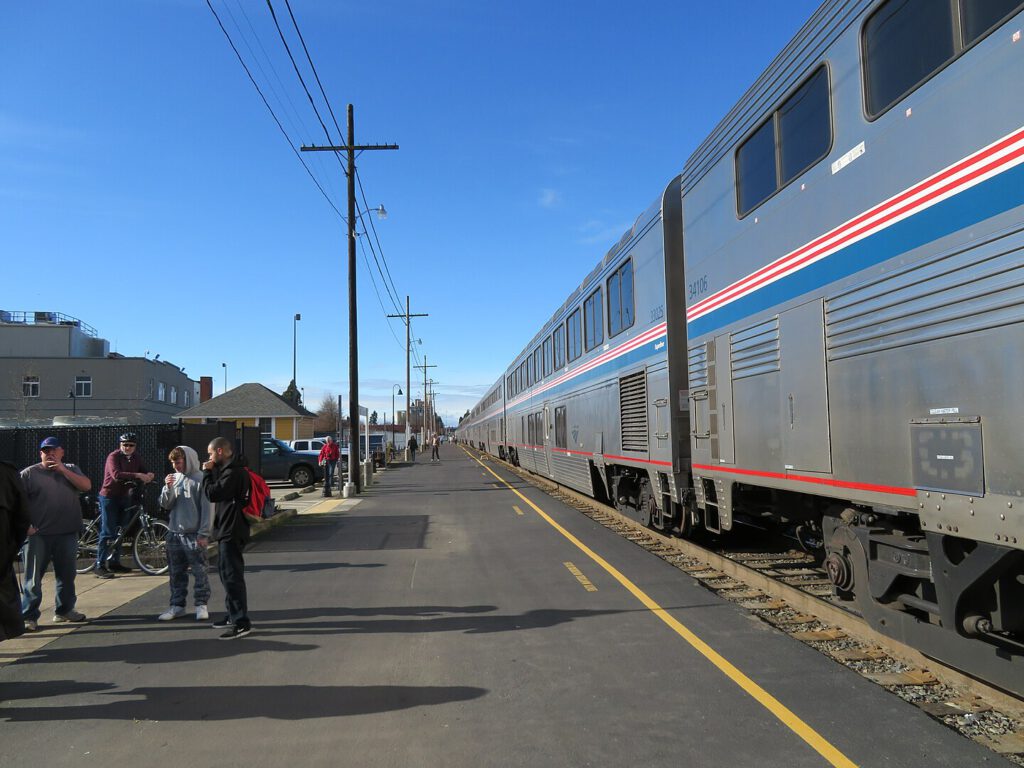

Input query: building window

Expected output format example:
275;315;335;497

23;376;39;398
584;287;604;351
148;378;154;400
157;382;166;402
608;259;635;336
554;406;567;449
169;385;177;405
567;308;583;362
184;389;191;407
74;376;92;398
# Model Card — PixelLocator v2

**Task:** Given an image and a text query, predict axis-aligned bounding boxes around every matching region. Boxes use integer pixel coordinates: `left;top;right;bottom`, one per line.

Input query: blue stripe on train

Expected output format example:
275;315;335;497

687;161;1024;339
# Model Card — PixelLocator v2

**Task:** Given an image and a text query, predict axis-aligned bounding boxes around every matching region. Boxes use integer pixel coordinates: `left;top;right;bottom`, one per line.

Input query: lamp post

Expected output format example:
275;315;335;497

292;313;301;386
221;362;227;393
392;384;403;462
68;390;76;417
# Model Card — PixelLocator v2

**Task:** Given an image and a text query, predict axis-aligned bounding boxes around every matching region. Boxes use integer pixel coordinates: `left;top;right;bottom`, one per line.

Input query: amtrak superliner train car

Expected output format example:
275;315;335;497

458;0;1024;692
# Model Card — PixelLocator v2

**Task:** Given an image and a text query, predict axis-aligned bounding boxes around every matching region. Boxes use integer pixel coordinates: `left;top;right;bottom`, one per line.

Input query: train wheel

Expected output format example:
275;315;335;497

639;482;656;528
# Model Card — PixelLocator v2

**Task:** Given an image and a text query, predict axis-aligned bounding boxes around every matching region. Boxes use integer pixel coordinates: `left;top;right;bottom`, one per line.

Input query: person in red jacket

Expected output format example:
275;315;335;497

318;436;340;497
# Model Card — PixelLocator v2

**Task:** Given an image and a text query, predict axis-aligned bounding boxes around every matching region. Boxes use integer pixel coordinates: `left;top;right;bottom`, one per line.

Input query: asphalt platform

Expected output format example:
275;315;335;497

0;444;1012;767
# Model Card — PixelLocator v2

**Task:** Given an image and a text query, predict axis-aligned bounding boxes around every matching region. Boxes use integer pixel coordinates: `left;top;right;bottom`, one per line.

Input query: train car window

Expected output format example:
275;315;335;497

779;67;830;185
584;287;604;351
736;118;777;216
608;259;635;336
863;0;954;118
534;347;543;382
961;0;1024;45
554;406;567;449
543;337;553;377
553;323;566;370
567;308;583;361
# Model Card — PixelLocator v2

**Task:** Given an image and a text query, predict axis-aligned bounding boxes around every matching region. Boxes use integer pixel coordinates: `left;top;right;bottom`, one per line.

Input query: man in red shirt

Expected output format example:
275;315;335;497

95;433;154;577
318;436;340;497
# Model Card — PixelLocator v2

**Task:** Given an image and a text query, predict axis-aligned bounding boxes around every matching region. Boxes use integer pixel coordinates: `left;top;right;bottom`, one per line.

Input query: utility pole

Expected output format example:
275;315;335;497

387;296;427;461
302;105;397;495
414;356;436;448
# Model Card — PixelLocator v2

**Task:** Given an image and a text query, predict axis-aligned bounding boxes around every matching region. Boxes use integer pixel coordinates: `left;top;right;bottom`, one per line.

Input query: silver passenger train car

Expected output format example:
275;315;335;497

458;0;1024;691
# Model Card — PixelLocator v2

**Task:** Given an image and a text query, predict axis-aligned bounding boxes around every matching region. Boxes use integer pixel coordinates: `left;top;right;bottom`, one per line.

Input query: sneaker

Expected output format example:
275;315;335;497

219;624;251;640
94;566;115;579
158;606;186;621
211;617;233;629
195;605;209;621
24;619;38;632
107;563;132;574
53;610;87;623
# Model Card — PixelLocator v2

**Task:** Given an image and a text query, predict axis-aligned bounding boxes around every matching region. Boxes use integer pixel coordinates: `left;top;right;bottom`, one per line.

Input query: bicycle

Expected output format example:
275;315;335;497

76;482;170;576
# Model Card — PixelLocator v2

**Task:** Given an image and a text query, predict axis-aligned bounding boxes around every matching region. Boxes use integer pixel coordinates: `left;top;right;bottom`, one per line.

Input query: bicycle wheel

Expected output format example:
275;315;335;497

76;519;100;574
133;520;170;575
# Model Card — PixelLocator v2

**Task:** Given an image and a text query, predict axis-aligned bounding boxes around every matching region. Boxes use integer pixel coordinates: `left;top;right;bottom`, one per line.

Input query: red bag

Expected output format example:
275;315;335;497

243;469;270;522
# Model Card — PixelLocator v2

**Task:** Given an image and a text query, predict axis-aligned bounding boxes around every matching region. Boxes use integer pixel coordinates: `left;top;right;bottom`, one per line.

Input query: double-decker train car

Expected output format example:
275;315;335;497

458;0;1024;692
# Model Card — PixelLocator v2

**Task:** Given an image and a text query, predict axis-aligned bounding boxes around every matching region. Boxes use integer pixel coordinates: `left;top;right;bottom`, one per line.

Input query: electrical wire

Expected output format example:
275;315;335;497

205;0;344;220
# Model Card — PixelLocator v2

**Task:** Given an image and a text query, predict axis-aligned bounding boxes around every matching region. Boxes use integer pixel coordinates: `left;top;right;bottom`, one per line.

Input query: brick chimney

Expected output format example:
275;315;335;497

200;376;213;403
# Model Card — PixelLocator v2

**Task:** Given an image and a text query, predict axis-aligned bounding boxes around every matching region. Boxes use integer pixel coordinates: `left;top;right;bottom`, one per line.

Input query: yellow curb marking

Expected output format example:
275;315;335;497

512;505;524;516
564;561;598;592
463;447;856;768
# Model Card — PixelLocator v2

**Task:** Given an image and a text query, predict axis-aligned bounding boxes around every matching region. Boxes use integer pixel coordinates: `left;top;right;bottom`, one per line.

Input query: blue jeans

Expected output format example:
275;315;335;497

166;533;211;608
324;460;337;489
21;532;79;620
97;495;131;567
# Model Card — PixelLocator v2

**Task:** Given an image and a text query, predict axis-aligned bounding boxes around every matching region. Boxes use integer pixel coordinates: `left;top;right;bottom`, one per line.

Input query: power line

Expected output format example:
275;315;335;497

205;0;344;220
283;0;346;144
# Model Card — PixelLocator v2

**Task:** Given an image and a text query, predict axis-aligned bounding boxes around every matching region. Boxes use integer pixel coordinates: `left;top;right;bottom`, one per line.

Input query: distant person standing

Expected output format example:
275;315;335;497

0;461;30;641
408;434;418;462
318;436;340;498
158;446;212;622
20;437;92;630
430;435;440;463
97;432;154;577
202;437;252;639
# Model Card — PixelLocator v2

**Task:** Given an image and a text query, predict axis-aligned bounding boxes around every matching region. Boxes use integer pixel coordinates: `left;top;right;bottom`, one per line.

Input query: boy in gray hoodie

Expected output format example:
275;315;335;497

157;445;212;621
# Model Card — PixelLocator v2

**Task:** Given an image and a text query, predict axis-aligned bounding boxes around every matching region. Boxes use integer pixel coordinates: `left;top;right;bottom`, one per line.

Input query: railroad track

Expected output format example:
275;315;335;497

472;449;1024;763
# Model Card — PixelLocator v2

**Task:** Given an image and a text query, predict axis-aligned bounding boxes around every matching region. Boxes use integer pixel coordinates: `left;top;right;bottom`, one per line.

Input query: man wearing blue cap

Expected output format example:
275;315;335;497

20;437;92;630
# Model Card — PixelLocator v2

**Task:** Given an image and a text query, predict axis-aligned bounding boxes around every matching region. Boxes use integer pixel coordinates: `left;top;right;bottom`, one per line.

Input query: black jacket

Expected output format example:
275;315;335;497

0;462;29;572
202;457;252;543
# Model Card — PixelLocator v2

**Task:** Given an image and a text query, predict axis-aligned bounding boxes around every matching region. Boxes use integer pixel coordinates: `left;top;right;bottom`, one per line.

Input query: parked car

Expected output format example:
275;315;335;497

259;437;323;487
290;437;330;452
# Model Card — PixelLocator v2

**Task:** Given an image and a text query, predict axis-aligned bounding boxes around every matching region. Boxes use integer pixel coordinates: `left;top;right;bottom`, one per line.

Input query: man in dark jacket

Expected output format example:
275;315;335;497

202;437;252;639
0;461;30;641
96;432;154;576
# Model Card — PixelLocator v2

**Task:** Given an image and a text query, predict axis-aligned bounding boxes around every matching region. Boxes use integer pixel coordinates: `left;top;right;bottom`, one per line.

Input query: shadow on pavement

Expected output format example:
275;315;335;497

0;683;488;721
15;637;318;666
246;561;386;573
0;680;117;702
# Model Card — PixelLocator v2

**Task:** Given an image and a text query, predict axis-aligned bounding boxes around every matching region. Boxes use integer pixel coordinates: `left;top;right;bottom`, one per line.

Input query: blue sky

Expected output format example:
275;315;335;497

2;0;821;426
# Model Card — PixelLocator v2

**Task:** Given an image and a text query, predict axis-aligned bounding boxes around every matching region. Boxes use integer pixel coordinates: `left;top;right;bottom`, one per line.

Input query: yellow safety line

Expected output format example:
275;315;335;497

463;448;856;768
512;505;525;516
564;561;598;592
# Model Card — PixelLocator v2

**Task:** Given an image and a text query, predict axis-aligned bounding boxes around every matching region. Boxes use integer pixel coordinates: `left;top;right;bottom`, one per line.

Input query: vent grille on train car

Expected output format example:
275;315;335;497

825;232;1024;360
688;344;709;388
731;316;780;380
619;370;649;452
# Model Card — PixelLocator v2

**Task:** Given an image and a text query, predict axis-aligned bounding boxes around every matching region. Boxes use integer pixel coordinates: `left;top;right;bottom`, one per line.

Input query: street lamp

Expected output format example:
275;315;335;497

221;362;227;393
293;313;301;387
68;390;76;417
391;384;403;462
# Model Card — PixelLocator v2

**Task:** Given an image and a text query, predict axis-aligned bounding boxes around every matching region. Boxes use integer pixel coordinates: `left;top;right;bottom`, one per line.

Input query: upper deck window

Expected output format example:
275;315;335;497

608;259;635;337
862;0;1022;118
567;308;583;362
543;336;553;377
584;287;604;351
553;323;566;370
736;66;831;216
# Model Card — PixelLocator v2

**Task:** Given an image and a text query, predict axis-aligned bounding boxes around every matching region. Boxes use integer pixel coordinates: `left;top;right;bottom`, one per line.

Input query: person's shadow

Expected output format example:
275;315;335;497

1;683;487;721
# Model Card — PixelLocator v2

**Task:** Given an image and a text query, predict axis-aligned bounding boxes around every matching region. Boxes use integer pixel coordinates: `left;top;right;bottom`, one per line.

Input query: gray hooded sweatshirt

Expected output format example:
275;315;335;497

159;445;212;537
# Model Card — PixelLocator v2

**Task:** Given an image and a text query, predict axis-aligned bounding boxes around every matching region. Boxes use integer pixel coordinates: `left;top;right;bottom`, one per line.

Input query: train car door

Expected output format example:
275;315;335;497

538;404;552;476
778;300;831;472
709;334;736;464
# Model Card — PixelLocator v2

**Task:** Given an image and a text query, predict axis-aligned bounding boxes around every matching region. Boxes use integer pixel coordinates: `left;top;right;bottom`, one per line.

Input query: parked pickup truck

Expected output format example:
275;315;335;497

259;437;323;487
